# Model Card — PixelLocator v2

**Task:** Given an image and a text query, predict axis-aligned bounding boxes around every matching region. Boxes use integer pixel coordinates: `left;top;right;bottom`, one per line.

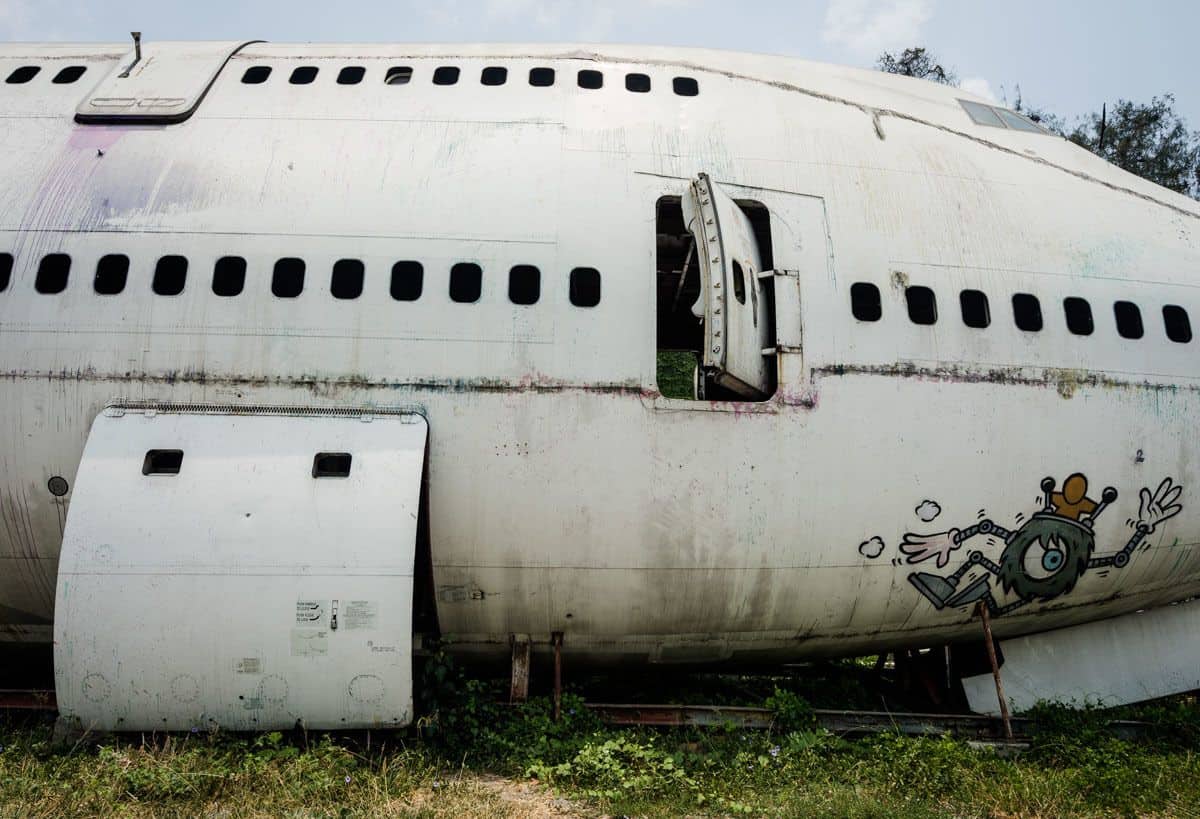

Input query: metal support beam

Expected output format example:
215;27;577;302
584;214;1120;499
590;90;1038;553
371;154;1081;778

508;633;531;704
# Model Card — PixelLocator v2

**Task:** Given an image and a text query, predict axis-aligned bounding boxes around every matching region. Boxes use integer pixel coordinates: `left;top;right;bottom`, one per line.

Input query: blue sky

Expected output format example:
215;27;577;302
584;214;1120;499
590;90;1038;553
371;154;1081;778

2;0;1196;128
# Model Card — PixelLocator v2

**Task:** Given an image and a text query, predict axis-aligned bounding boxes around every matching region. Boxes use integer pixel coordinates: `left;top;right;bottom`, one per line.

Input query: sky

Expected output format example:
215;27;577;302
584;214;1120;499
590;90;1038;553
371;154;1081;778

1;0;1196;128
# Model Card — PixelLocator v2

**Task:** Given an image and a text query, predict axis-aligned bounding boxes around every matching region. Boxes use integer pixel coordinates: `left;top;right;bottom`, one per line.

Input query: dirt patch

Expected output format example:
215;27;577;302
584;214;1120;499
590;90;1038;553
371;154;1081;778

405;773;601;818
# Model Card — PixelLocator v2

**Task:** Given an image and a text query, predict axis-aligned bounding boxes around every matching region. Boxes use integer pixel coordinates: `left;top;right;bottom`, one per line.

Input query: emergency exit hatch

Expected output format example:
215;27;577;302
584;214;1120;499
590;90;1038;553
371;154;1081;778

54;405;426;731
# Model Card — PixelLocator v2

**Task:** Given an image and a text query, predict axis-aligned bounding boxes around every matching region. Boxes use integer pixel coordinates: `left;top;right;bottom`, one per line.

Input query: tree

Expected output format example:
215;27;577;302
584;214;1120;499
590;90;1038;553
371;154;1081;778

1067;96;1200;198
876;47;956;85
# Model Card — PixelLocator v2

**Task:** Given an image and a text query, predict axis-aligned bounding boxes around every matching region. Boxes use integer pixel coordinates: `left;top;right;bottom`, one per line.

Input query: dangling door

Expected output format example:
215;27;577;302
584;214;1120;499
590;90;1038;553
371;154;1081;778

681;173;773;399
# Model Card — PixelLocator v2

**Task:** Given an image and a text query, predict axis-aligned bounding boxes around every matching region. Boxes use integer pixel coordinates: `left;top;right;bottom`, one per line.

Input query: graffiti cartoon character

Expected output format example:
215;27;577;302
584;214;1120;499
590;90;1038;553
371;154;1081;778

902;474;1183;617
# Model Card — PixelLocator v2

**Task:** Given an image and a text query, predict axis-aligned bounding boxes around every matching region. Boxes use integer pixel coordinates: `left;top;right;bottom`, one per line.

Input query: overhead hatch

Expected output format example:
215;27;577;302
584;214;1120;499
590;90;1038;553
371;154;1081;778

76;38;261;124
54;404;427;731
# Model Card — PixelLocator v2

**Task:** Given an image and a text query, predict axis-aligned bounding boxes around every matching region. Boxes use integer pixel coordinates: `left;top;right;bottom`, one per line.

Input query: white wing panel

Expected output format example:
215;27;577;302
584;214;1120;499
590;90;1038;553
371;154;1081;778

54;405;426;731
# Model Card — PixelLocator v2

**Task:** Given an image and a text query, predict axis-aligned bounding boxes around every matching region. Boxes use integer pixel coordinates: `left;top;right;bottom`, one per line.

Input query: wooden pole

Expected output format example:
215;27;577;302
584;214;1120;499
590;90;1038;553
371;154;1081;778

976;601;1013;740
552;632;563;721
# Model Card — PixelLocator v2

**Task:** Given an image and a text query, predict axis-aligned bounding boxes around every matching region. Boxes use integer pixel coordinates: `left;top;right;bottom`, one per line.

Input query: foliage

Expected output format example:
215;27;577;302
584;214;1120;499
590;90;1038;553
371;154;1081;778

876;47;957;85
656;350;697;399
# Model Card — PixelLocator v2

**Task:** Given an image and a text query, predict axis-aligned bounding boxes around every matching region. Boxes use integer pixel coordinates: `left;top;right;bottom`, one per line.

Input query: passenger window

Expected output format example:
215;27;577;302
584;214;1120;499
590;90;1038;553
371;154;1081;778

850;282;882;322
390;261;423;301
52;66;87;84
1114;300;1144;339
578;69;603;89
625;73;651;93
385;66;412;85
241;66;271;84
94;254;129;295
35;254;70;294
1063;297;1093;335
905;285;937;325
0;253;13;292
289;66;318;85
529;67;555;87
569;267;601;307
508;265;540;305
312;452;352;478
432;66;459;85
959;289;990;328
449;263;482;303
6;66;40;84
331;259;364;300
1163;305;1192;343
481;66;507;86
142;449;183;476
1012;293;1043;332
673;77;699;96
152;255;188;296
212;256;246;297
731;261;747;305
272;258;305;298
337;66;365;85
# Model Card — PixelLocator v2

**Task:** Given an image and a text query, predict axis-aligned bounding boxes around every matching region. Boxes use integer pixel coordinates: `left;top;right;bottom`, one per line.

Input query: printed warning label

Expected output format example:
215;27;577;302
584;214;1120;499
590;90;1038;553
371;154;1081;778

235;657;262;674
290;628;329;657
343;600;378;630
295;600;324;626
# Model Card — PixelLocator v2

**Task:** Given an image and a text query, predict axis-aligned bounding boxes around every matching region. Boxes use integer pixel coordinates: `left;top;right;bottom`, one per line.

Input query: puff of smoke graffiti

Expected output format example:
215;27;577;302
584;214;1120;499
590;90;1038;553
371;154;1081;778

915;500;941;523
859;536;886;559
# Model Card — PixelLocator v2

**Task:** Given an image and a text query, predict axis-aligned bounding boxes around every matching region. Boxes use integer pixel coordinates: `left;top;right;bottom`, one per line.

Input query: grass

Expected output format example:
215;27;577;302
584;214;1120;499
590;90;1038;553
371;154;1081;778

5;662;1200;817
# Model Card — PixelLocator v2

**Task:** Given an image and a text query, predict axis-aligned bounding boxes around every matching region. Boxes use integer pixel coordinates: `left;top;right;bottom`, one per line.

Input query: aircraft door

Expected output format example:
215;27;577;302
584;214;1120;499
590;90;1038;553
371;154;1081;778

681;173;774;399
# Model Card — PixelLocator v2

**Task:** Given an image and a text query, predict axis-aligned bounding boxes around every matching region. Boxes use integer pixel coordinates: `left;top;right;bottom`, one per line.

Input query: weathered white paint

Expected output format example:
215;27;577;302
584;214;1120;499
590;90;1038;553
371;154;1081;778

0;41;1196;695
54;407;424;730
963;599;1200;713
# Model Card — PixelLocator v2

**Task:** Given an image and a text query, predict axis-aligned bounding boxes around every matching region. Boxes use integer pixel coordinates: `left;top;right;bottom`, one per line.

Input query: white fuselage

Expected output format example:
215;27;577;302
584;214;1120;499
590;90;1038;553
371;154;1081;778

2;41;1199;666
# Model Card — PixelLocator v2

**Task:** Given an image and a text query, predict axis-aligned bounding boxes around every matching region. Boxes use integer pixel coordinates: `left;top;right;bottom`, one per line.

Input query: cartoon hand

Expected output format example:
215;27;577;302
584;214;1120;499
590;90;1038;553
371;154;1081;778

1137;478;1183;533
900;530;961;568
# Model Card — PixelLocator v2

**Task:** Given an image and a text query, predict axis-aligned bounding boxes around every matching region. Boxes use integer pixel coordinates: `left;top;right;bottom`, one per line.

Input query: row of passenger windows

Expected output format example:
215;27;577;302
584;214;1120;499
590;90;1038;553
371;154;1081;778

5;65;88;85
850;282;1194;344
240;63;700;95
0;252;602;307
143;449;353;478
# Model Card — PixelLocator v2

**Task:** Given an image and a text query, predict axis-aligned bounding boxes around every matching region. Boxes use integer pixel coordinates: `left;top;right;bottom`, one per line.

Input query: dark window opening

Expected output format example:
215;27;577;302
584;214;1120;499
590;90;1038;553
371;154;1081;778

385;66;412;85
578;69;602;89
337;66;365;85
569;267;601;308
731;260;746;304
152;255;188;296
1163;305;1192;344
905;285;937;325
1063;296;1093;335
673;76;699;96
35;254;70;294
626;72;651;93
655;195;775;402
6;66;40;84
449;263;482;303
1114;300;1144;339
331;258;364;300
529;67;555;86
272;258;305;298
213;256;246;297
850;282;882;322
960;289;990;328
52;66;87;84
0;253;14;292
241;65;271;84
1012;293;1043;332
481;66;507;86
432;66;459;85
94;254;129;295
289;66;318;85
391;261;423;301
142;449;183;476
312;452;352;478
508;265;540;305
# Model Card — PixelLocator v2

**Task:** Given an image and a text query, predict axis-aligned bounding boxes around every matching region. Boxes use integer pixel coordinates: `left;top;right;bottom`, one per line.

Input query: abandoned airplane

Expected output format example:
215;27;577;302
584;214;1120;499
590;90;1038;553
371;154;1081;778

1;39;1198;730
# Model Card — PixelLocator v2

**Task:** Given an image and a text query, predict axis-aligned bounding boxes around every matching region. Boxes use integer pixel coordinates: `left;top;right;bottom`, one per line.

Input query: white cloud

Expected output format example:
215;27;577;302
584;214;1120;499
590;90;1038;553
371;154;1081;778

822;0;933;60
959;76;997;102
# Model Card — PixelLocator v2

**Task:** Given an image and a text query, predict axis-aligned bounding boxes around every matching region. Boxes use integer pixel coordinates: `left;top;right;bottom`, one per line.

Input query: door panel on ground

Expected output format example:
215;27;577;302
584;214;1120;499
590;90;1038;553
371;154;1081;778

682;173;774;399
54;405;426;731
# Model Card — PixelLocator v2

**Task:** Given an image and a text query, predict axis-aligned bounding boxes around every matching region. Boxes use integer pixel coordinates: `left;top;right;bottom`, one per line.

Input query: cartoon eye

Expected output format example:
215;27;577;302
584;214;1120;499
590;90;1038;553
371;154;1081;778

1041;548;1064;572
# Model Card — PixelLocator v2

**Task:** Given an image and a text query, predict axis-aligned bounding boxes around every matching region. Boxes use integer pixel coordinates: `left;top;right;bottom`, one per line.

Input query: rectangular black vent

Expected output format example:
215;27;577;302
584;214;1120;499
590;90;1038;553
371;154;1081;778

313;452;352;478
